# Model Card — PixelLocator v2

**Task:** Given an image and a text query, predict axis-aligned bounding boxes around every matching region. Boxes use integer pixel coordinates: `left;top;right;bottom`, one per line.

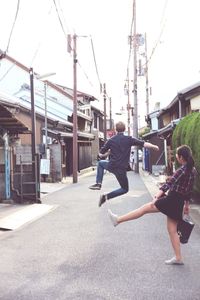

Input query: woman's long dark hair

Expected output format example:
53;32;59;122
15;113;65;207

176;145;194;170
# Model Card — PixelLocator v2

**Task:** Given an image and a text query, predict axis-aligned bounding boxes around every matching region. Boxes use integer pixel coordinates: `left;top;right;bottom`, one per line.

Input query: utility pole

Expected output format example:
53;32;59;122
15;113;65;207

30;68;36;181
133;0;139;173
103;83;107;142
30;67;40;202
44;82;48;158
73;34;78;183
145;33;149;116
109;97;112;130
126;68;131;135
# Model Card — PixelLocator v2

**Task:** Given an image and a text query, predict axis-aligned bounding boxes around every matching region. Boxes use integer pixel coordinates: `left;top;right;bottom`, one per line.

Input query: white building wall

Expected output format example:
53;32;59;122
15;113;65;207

191;95;200;111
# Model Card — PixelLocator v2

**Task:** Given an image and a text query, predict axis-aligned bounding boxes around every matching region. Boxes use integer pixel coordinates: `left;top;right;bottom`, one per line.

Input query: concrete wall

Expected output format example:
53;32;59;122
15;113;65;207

49;144;62;182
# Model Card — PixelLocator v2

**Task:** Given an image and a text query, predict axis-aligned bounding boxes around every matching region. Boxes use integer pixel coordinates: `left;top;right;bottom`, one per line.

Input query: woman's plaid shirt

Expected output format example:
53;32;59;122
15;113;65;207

160;165;195;198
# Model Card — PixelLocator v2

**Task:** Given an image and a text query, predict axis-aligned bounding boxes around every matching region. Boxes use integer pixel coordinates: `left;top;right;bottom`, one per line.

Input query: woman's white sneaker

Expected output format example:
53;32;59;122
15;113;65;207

108;209;118;227
165;257;184;265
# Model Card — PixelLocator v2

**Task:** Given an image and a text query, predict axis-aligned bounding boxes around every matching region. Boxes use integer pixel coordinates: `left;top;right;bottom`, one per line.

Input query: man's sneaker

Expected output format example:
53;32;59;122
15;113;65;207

89;183;101;190
108;209;118;227
165;257;184;265
99;194;107;207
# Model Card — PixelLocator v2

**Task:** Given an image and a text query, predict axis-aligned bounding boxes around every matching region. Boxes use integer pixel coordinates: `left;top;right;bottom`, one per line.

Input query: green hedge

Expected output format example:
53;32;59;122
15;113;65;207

172;112;200;199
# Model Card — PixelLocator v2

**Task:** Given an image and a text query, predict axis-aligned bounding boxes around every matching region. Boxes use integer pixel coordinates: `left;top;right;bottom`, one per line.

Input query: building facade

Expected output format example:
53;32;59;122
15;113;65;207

144;82;200;175
0;50;104;202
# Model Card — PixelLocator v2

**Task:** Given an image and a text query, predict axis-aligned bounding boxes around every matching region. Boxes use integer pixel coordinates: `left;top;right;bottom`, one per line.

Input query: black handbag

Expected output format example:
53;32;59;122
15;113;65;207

177;215;195;244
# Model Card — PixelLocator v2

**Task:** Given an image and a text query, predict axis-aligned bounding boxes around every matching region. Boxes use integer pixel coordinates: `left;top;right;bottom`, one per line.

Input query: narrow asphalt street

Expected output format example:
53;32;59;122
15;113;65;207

0;170;199;300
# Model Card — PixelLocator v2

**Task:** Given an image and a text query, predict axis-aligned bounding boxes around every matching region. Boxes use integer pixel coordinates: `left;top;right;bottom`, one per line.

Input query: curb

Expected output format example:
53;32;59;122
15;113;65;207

41;167;97;196
79;166;96;176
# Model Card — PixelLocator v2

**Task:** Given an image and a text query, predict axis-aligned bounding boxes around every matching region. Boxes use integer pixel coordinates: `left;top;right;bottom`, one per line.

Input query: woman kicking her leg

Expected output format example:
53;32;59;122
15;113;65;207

108;145;196;265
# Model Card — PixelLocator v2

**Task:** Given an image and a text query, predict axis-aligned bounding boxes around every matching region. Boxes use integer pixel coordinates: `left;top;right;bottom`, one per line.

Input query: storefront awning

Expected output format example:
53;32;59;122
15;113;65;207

0;104;30;134
157;119;180;137
78;131;94;139
44;128;95;140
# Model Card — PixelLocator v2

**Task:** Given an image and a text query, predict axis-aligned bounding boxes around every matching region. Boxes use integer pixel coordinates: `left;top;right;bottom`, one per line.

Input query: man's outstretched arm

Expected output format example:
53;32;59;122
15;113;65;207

143;142;159;152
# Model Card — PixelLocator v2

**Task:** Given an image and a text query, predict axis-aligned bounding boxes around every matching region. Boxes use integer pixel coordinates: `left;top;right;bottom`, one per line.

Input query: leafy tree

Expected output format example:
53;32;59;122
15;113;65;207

172;112;200;200
139;126;150;138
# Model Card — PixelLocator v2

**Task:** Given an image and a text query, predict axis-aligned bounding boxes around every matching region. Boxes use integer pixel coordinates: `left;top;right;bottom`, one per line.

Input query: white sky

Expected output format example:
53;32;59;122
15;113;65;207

1;0;200;127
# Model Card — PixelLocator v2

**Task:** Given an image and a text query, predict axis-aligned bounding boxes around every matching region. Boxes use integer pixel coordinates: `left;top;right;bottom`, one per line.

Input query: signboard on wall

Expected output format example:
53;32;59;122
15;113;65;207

40;159;50;175
15;145;32;165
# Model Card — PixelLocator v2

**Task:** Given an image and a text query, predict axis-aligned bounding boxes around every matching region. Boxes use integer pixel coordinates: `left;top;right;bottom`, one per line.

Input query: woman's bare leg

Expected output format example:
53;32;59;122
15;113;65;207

167;217;182;261
118;202;159;224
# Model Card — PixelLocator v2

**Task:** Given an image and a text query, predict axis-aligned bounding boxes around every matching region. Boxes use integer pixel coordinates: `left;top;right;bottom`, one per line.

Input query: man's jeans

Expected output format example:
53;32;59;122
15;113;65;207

96;160;129;200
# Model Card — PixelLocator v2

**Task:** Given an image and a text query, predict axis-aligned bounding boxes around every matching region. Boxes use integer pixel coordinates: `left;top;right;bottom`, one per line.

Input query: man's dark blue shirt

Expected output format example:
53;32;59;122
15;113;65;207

100;133;144;172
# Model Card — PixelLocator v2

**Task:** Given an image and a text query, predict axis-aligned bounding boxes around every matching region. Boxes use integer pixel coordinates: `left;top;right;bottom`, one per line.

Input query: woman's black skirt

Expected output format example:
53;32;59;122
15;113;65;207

154;191;185;221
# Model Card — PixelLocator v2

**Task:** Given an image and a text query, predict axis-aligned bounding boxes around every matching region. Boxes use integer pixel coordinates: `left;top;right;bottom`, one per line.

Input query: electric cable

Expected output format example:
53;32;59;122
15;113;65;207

143;0;169;68
57;0;70;33
145;19;166;67
89;36;112;99
77;61;94;87
52;0;72;52
52;0;94;88
6;0;21;52
30;4;53;66
0;64;15;82
124;1;134;84
127;6;134;71
90;36;101;86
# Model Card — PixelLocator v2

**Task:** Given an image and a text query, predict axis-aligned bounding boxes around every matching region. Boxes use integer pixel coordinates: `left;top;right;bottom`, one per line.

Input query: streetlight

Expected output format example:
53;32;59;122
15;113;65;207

36;72;56;158
29;70;55;201
72;34;78;183
29;67;40;202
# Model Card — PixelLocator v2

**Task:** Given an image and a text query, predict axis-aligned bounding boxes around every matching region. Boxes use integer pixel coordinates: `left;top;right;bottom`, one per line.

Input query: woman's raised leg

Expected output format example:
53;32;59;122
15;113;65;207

118;202;159;223
108;202;159;226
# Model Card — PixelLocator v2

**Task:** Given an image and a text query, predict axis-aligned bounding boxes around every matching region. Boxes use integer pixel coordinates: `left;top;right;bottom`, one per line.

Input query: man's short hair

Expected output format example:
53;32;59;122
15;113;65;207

115;121;126;132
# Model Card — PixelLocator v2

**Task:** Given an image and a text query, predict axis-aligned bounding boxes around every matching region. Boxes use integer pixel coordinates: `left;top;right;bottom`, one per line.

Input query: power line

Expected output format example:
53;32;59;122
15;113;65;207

126;0;169;73
30;4;53;66
52;0;73;53
52;0;95;88
57;0;70;33
143;0;169;68
52;0;68;39
77;61;94;87
6;0;21;52
0;63;15;82
89;36;112;99
90;36;101;85
145;19;166;67
125;4;134;83
160;0;169;26
127;7;134;70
